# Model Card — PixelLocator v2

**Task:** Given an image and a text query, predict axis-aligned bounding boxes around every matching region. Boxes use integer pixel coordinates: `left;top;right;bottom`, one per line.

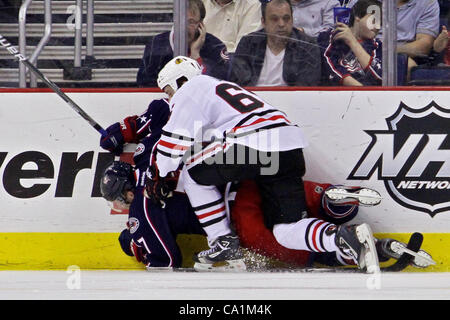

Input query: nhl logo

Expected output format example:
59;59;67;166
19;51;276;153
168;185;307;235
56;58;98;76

348;101;450;217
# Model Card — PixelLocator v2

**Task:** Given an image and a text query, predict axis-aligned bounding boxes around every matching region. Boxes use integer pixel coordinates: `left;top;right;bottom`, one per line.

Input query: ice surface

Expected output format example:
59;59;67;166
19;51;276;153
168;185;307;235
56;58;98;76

0;270;448;300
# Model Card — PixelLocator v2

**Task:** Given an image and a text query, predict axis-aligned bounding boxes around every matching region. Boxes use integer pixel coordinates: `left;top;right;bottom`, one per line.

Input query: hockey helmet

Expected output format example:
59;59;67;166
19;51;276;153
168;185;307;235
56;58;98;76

100;161;135;203
157;56;202;92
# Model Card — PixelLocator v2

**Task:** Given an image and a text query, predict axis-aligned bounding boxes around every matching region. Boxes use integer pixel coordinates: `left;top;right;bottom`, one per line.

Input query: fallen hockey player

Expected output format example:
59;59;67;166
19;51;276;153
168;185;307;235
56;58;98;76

230;180;436;271
100;162;435;272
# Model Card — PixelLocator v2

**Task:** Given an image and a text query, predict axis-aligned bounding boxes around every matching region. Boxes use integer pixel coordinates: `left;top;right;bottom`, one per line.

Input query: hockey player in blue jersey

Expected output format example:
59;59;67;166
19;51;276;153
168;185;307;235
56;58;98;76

100;160;205;269
99;98;205;269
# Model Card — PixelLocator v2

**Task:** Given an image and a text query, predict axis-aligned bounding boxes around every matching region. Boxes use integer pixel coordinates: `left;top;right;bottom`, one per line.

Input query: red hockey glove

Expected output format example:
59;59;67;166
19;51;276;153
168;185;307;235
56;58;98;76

130;239;148;263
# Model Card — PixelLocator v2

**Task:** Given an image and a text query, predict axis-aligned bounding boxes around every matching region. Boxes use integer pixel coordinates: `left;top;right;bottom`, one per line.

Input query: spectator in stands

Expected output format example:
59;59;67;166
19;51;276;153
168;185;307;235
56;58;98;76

201;0;262;53
291;0;341;37
434;26;449;53
396;0;441;61
137;0;229;87
428;25;449;65
230;0;321;87
318;0;383;86
347;0;440;61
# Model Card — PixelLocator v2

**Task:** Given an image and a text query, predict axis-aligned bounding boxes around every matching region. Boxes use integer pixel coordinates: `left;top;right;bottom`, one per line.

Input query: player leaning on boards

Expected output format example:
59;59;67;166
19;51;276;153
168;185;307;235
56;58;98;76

145;56;380;273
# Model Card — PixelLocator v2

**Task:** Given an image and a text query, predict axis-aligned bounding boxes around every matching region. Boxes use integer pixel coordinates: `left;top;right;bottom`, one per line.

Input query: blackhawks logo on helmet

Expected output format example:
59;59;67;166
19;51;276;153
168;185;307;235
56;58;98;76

348;101;450;217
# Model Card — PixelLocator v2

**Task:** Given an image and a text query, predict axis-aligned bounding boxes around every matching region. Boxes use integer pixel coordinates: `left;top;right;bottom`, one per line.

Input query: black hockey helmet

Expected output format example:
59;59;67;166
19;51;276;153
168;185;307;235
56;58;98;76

100;161;135;202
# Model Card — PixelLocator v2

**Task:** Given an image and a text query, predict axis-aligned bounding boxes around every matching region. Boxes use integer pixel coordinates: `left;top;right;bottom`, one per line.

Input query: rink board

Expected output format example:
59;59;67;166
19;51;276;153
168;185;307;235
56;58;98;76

0;87;449;271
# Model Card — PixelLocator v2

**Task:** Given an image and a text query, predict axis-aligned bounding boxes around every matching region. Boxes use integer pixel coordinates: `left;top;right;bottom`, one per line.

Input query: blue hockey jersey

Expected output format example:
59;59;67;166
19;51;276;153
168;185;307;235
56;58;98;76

103;98;205;269
318;28;383;86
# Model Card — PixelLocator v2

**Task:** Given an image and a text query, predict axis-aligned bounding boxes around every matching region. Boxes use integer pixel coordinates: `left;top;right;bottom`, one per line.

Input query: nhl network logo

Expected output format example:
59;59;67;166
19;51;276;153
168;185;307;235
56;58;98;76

348;101;450;217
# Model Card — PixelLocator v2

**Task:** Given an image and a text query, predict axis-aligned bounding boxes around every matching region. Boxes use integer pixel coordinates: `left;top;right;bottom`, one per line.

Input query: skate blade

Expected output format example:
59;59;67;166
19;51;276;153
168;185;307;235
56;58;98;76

390;241;436;268
326;188;382;206
412;251;436;268
355;223;380;274
146;266;174;272
193;259;247;272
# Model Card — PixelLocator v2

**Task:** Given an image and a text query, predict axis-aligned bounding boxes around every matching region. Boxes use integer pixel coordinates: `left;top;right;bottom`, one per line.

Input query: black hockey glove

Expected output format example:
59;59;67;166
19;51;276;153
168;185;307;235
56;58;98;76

144;162;179;207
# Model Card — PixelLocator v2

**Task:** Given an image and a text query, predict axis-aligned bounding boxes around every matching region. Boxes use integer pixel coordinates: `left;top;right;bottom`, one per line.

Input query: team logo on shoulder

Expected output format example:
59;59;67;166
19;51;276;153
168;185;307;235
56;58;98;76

134;143;145;156
348;101;450;217
128;217;139;234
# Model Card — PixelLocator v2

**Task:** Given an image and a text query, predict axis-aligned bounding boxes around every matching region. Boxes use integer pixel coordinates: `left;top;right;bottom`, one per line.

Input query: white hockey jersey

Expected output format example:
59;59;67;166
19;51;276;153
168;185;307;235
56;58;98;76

156;75;308;177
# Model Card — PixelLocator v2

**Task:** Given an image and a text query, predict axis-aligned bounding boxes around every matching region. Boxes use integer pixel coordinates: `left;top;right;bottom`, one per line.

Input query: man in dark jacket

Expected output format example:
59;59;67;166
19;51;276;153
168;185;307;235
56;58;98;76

230;0;321;87
137;0;230;87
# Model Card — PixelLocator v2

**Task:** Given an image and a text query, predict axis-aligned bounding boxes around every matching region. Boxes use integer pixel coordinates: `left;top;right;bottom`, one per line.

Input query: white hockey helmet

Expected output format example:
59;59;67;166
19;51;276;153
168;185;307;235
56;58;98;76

157;56;203;92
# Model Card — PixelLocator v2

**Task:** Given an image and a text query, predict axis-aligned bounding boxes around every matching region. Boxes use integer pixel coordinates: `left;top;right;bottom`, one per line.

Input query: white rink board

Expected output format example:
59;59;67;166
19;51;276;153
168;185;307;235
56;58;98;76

0;90;449;233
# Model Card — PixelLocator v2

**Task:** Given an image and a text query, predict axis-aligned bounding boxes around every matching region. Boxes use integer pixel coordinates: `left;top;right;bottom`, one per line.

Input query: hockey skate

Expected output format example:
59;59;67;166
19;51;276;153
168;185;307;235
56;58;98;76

325;186;382;206
334;223;380;273
193;233;246;272
376;237;436;268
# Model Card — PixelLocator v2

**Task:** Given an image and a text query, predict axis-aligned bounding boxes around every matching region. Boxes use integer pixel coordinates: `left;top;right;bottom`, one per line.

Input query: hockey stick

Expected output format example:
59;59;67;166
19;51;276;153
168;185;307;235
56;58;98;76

0;34;107;136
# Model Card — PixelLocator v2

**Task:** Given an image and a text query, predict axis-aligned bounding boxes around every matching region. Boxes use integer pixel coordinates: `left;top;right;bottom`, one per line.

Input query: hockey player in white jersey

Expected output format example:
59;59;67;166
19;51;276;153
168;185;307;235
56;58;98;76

145;56;380;273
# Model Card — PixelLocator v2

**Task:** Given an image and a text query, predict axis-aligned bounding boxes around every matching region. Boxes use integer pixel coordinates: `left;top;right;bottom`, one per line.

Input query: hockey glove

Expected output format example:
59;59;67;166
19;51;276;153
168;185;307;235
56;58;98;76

130;239;148;264
119;228;149;264
100;122;124;156
144;163;179;207
100;116;139;156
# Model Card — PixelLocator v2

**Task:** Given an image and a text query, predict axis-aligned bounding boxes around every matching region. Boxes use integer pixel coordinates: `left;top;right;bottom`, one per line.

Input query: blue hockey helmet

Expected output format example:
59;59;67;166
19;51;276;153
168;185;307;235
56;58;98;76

100;161;135;203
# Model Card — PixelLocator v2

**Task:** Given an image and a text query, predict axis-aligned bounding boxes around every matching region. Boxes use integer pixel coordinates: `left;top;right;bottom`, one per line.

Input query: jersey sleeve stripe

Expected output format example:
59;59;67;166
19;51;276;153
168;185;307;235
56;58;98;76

156;148;184;158
162;130;195;142
231;114;290;132
324;41;345;79
185;142;224;165
226;122;291;139
234;109;286;128
136;120;151;134
158;139;190;151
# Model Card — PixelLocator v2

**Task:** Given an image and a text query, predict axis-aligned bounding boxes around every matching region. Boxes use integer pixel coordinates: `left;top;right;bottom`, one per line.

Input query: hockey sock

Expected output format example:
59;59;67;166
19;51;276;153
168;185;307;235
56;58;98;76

181;168;232;245
272;218;339;253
